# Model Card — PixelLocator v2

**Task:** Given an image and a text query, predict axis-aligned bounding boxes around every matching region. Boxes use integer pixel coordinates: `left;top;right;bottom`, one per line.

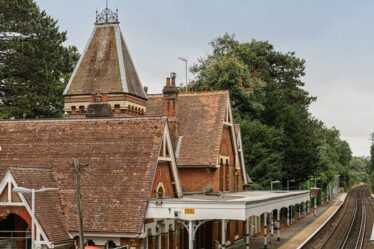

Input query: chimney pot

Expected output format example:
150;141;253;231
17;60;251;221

170;72;176;86
162;73;179;117
143;86;148;94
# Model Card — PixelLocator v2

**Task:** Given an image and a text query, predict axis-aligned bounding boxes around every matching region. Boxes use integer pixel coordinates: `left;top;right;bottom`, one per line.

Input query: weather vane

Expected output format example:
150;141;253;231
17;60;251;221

95;0;119;24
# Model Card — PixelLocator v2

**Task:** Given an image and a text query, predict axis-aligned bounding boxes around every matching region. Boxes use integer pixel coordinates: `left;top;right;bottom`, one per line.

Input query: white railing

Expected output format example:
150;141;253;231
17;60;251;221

0;230;31;239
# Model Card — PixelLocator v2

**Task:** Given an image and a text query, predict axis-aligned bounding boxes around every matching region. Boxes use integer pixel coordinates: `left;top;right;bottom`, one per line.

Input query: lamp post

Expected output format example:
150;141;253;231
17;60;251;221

271;181;280;191
178;57;188;92
309;177;320;216
13;187;58;249
287;179;295;191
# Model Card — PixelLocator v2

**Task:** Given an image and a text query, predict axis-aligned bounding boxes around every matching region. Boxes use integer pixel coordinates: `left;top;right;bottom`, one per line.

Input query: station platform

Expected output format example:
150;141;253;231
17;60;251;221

247;193;346;249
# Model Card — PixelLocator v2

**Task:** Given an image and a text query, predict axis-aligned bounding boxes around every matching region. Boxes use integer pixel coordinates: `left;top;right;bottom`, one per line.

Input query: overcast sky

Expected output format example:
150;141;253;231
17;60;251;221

35;0;374;156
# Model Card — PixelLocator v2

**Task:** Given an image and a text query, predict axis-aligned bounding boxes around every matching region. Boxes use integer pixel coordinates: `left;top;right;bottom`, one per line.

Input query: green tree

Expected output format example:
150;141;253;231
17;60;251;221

191;33;320;186
0;0;79;119
348;157;369;187
369;133;374;189
240;119;284;187
314;126;352;188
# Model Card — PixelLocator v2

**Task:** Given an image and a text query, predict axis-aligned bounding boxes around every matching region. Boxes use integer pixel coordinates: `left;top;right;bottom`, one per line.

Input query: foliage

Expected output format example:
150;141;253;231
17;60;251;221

239;119;284;185
191;33;352;188
314;125;352;188
348;157;369;187
0;0;79;119
369;133;374;189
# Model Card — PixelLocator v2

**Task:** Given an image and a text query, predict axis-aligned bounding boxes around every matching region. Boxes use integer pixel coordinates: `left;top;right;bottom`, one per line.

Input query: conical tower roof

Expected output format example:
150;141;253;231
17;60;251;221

63;8;146;100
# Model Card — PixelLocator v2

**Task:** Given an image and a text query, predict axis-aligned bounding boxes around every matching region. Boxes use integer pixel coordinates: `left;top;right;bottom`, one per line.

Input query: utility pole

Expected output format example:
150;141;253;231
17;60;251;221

178;57;188;92
70;159;87;249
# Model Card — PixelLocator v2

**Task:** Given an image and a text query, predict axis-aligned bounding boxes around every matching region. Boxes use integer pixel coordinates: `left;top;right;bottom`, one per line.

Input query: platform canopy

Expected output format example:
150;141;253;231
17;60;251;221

146;190;310;221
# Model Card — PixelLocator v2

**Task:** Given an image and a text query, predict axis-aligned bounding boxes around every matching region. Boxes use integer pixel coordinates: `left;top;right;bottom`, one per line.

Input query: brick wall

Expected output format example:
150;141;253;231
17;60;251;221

178;168;216;192
178;126;245;193
151;161;176;198
218;126;236;192
120;238;142;248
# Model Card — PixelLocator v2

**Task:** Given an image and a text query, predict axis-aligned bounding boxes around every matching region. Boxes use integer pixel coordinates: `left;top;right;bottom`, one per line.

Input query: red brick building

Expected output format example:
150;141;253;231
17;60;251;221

0;6;310;249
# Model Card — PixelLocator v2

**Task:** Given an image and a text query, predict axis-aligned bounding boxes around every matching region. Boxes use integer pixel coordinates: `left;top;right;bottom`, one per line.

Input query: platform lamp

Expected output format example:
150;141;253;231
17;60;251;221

314;177;320;188
178;57;188;92
271;180;280;191
13;186;58;249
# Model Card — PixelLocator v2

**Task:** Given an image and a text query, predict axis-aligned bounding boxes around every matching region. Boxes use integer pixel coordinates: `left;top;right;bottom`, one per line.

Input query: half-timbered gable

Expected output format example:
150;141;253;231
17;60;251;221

0;168;70;248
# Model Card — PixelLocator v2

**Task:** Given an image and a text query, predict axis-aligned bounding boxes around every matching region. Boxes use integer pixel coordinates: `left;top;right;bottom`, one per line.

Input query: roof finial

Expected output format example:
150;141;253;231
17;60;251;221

95;0;119;25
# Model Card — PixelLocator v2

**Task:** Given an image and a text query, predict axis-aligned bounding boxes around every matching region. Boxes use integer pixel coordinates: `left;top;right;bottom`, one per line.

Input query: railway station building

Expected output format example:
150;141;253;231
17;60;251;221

0;7;310;249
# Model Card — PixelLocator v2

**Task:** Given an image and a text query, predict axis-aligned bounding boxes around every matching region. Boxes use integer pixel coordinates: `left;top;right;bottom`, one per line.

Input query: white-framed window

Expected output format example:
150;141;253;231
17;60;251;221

156;182;166;199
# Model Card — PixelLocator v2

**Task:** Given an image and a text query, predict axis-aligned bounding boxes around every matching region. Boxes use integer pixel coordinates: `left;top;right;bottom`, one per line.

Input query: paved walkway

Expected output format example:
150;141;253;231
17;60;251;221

247;194;346;249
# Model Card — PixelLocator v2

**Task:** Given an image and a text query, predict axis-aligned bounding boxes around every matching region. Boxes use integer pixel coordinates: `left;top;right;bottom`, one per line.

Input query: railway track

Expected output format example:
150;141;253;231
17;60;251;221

302;185;374;249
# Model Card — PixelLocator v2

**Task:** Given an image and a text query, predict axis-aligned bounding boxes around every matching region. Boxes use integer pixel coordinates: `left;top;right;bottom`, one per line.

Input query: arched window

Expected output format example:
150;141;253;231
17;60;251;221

156;183;165;199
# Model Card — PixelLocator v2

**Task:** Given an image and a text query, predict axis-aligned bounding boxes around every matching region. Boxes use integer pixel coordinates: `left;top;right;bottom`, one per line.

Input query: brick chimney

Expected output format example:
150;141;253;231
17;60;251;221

162;73;179;117
162;73;179;146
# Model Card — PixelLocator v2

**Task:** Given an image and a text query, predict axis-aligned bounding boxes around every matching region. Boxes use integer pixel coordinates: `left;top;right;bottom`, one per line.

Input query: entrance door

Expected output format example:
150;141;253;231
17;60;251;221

0;214;31;249
195;221;213;249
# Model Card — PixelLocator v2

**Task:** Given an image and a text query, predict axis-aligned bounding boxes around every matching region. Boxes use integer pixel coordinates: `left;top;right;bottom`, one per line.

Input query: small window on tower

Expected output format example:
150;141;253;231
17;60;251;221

71;106;77;113
79;105;85;113
114;104;121;114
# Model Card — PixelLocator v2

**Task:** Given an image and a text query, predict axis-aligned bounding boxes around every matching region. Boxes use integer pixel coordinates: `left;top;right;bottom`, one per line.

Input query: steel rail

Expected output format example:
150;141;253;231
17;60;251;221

315;185;367;249
354;191;366;249
301;185;371;249
314;187;358;249
337;187;359;249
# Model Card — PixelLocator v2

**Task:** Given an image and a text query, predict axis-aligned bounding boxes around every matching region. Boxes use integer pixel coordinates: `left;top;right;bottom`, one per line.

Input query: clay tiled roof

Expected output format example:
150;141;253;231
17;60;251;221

0;117;166;237
146;91;229;166
63;24;146;99
9;168;70;243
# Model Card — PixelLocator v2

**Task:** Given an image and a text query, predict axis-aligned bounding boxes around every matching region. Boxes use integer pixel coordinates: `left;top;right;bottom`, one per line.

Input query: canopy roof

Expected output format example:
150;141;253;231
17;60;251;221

146;190;310;221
